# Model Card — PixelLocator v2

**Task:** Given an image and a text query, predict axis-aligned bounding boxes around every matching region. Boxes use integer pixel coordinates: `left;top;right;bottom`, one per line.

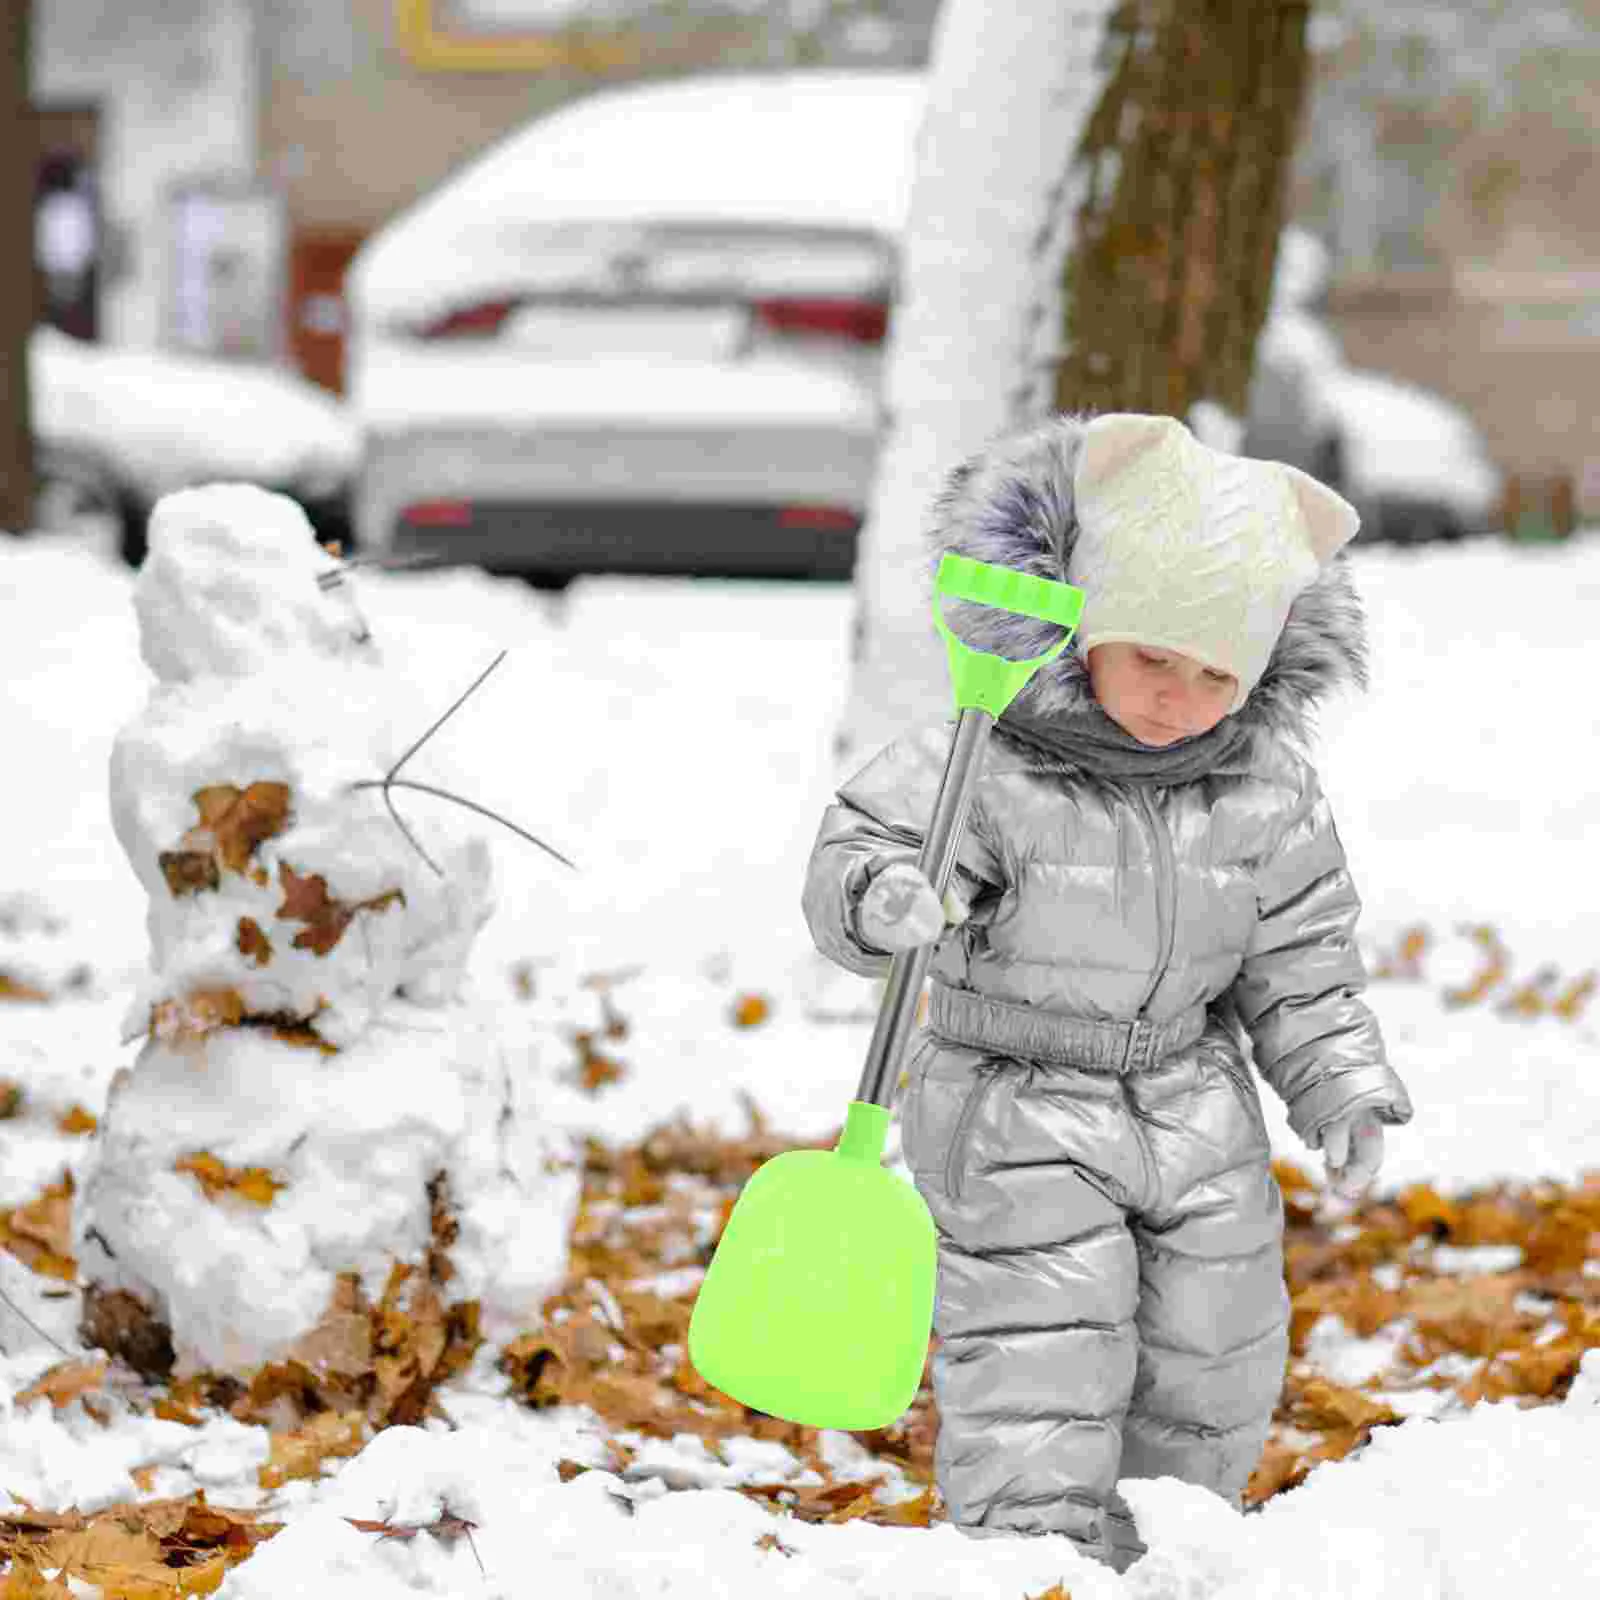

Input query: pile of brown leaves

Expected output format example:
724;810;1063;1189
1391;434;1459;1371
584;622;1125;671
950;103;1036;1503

0;1496;278;1598
2;937;1595;1594
1248;1162;1600;1502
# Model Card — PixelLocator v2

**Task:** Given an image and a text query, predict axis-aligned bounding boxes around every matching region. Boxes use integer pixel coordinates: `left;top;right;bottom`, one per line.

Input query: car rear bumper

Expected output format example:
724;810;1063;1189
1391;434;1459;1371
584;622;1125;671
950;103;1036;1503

357;419;879;577
392;500;861;578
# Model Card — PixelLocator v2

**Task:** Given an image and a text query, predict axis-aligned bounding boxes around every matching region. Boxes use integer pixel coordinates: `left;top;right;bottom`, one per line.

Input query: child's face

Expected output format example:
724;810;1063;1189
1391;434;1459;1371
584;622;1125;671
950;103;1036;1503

1086;644;1238;747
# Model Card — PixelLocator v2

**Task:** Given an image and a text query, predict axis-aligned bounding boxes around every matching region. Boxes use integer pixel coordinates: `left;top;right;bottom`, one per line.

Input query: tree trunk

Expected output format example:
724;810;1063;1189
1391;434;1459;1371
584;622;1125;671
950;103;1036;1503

0;0;34;535
1055;0;1311;424
837;0;1313;765
836;0;1121;767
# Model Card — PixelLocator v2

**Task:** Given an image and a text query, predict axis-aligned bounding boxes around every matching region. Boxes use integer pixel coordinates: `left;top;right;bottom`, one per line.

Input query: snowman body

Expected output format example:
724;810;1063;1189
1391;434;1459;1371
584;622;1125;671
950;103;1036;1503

79;485;576;1373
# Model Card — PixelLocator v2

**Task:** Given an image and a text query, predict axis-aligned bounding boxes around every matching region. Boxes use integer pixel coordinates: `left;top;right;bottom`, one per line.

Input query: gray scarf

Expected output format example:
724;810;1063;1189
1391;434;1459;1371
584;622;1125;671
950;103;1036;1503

998;698;1253;786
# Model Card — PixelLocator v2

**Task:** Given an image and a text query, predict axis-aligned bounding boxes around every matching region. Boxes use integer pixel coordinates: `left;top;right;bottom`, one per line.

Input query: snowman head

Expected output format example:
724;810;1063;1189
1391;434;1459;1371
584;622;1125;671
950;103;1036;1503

133;484;375;684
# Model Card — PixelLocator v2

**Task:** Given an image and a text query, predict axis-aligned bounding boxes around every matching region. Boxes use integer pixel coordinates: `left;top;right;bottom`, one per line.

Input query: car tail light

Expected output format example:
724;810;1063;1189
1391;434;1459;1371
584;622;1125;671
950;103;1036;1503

417;301;517;339
752;298;889;344
401;499;473;527
777;505;860;533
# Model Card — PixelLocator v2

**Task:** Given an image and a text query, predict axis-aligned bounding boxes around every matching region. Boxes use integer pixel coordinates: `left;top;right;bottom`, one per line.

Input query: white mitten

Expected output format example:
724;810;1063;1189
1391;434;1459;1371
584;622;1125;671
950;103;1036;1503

855;862;970;954
1322;1108;1385;1199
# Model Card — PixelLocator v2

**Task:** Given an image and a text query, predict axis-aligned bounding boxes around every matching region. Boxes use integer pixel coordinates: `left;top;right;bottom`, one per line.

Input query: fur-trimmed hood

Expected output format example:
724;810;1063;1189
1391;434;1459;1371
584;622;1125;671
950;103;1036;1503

926;412;1369;753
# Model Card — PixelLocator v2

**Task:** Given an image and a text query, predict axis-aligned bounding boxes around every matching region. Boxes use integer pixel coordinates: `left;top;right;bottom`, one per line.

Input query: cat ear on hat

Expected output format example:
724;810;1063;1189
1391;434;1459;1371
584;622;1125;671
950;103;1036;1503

1280;462;1361;563
1074;412;1187;498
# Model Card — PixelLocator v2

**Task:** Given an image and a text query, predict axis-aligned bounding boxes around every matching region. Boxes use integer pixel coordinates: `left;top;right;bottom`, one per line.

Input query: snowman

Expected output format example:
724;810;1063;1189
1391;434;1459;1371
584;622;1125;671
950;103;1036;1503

77;483;578;1377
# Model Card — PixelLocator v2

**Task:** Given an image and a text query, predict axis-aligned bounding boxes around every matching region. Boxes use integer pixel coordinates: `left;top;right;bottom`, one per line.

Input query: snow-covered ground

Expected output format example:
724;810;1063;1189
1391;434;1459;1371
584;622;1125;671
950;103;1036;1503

2;520;1598;1598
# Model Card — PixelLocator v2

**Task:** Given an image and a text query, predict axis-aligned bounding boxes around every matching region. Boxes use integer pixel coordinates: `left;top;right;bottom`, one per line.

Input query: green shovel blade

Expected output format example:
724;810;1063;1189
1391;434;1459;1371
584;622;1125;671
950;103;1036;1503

687;1105;936;1431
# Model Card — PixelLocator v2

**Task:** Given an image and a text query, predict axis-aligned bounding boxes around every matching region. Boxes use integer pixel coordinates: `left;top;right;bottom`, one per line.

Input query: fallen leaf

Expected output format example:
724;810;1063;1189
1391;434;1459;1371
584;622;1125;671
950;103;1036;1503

0;1176;77;1279
158;850;220;897
0;1080;21;1118
0;972;51;1003
1551;972;1595;1020
731;993;771;1028
14;1358;108;1411
191;783;292;875
344;1510;477;1548
176;1153;285;1208
276;864;403;957
573;1032;626;1094
259;1410;367;1489
150;987;246;1045
79;1285;176;1383
1440;924;1508;1008
57;1104;98;1136
235;918;273;968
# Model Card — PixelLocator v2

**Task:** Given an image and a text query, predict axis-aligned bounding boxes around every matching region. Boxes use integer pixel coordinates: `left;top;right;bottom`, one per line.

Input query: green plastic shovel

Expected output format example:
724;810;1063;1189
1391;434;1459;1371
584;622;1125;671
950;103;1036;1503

687;553;1086;1431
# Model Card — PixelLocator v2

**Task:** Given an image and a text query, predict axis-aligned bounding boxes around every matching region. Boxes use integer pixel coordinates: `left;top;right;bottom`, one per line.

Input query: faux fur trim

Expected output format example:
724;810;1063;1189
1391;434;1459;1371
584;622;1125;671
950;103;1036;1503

925;412;1369;752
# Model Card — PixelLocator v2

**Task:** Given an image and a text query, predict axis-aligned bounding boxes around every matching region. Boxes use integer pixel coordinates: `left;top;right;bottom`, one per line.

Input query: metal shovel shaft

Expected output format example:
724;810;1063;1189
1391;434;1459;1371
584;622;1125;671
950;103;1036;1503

854;707;995;1108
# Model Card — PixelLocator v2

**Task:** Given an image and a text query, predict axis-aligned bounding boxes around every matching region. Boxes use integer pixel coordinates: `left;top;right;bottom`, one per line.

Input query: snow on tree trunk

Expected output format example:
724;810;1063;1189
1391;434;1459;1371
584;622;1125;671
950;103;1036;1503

76;485;578;1377
835;0;1121;765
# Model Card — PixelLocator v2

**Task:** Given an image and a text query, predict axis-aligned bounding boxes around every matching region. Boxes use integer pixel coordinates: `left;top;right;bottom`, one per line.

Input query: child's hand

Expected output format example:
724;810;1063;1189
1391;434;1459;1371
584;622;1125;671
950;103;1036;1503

856;863;970;953
1322;1108;1385;1199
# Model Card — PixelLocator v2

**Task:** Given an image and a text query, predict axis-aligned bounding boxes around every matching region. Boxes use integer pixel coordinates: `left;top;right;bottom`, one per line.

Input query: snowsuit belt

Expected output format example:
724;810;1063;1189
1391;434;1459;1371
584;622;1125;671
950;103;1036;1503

926;984;1208;1076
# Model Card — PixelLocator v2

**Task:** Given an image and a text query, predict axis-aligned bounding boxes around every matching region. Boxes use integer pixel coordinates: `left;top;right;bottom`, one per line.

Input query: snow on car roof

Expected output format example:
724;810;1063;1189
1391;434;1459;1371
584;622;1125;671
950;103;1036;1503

350;71;924;327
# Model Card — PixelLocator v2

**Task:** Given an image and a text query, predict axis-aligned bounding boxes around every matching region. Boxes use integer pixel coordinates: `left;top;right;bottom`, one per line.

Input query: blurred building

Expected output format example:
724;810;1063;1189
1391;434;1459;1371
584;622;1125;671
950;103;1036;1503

1292;1;1600;523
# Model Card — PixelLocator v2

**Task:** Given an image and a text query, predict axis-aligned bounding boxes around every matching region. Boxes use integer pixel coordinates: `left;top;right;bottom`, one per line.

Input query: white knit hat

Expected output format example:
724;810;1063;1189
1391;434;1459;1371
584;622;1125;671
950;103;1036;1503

1066;412;1361;714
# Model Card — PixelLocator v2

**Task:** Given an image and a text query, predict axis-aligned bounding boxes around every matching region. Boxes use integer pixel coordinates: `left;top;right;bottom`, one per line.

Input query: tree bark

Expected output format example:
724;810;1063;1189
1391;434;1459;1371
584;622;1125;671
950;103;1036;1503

837;0;1314;765
1055;0;1311;423
0;0;35;535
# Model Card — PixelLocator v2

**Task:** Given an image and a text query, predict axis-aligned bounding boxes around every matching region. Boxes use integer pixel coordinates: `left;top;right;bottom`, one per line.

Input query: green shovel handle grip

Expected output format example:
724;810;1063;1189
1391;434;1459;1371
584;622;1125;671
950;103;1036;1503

932;553;1086;718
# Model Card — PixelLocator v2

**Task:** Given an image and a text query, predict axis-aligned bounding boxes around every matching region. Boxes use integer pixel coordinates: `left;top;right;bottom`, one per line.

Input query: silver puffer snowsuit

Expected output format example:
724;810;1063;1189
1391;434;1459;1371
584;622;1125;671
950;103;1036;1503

802;416;1413;1572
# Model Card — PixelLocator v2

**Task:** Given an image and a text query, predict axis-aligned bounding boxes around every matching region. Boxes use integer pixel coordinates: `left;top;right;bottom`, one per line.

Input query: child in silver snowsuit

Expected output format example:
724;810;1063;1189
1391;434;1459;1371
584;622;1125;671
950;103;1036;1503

803;412;1414;1573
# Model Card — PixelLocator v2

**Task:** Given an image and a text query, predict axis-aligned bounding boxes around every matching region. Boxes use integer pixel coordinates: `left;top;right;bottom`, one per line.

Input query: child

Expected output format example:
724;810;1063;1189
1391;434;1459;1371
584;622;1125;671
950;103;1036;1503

802;412;1413;1573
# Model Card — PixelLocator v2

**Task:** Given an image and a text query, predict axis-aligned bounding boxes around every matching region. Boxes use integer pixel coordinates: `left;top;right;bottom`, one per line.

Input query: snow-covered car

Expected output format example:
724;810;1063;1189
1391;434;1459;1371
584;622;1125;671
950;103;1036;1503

29;326;360;566
348;78;1496;582
1244;237;1503;543
1309;368;1504;543
347;71;920;582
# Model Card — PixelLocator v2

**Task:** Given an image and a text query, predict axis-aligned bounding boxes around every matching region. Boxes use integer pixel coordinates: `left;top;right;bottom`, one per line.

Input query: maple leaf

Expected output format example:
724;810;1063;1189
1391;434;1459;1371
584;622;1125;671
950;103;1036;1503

0;1079;21;1118
191;783;292;874
176;1153;285;1208
276;864;403;957
14;1358;109;1411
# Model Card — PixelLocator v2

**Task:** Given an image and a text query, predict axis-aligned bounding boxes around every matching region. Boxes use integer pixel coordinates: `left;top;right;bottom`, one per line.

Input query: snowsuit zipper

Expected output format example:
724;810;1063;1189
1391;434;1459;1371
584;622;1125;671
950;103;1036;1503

1130;787;1178;1019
